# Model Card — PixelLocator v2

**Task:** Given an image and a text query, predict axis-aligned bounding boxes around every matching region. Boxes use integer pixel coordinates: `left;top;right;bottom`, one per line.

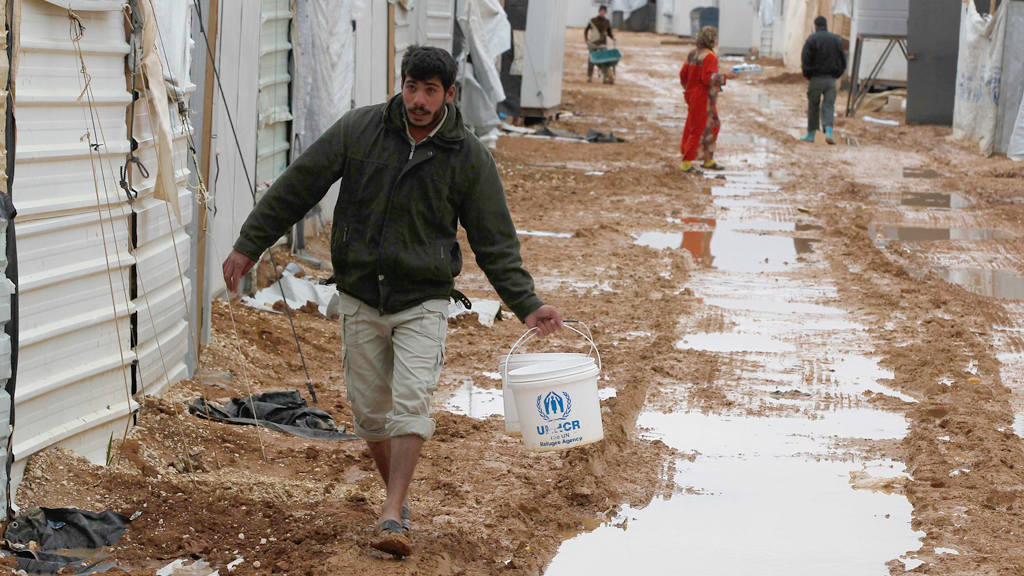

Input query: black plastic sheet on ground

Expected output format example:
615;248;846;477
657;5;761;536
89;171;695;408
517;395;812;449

585;129;627;143
188;391;360;441
3;508;130;574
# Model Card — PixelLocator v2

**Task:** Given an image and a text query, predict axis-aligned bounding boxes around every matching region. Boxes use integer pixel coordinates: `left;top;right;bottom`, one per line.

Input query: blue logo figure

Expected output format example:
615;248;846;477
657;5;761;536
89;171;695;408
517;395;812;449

537;391;572;422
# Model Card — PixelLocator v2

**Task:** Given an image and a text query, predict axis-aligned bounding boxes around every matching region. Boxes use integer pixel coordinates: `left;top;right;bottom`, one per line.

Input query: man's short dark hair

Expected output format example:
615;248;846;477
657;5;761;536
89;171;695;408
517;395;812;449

599;4;607;12
401;46;457;91
814;16;827;28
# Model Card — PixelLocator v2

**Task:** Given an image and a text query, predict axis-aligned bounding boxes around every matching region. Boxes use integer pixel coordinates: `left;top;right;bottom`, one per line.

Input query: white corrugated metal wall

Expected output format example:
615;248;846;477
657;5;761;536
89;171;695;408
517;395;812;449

394;0;455;94
256;0;293;194
131;0;195;398
12;0;137;491
204;0;260;303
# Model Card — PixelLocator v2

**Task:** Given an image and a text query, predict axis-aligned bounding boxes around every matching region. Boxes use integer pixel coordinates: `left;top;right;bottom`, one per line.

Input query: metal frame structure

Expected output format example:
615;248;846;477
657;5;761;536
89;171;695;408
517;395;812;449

845;33;908;117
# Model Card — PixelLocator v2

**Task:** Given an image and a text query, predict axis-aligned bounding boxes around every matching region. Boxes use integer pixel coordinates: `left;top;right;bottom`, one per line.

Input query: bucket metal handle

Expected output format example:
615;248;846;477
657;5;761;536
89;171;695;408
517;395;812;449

502;319;602;383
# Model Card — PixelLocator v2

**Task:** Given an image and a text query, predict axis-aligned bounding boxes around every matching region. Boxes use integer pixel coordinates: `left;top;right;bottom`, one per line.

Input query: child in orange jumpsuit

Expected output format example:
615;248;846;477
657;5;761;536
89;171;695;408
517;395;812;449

679;26;735;174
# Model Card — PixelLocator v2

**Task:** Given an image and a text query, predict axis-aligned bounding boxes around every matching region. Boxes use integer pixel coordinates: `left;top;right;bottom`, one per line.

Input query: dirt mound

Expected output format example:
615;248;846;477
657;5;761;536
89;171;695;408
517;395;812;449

763;71;806;85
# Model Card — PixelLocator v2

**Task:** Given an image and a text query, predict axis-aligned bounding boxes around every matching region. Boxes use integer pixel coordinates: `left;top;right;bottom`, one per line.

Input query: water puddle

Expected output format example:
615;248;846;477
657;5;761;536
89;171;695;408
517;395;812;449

634;232;683;250
547;411;922;576
703;170;791;183
871;191;971;209
932;267;1024;301
733;93;787;109
717;133;773;146
870;223;1010;244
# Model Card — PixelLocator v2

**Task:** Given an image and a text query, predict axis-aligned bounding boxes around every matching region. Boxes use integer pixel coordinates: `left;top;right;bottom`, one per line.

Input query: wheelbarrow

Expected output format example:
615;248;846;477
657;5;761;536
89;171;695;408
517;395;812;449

588;41;621;84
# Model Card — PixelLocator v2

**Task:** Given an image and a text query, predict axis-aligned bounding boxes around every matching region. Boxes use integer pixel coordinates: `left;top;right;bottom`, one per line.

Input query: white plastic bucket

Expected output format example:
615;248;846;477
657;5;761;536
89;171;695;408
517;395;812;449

499;352;587;434
504;323;604;452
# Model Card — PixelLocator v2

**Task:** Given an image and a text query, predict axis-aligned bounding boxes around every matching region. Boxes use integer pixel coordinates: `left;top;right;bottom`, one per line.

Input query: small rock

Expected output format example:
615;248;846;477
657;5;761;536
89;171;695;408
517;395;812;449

260;538;267;545
252;561;261;569
238;533;245;540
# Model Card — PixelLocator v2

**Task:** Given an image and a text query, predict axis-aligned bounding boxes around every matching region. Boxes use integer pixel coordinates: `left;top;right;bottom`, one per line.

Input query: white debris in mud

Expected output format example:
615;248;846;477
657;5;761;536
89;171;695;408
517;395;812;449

949;468;971;477
935;547;961;555
519;230;574;238
482;372;502;381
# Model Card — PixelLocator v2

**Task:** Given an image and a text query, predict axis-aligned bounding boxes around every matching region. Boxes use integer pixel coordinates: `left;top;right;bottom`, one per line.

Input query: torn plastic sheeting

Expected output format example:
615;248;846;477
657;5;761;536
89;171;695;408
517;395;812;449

5;550;124;576
136;0;182;223
6;508;130;551
258;107;294;128
457;0;510;105
448;299;502;327
952;0;1007;157
243;274;340;319
586;129;627;143
188;392;361;441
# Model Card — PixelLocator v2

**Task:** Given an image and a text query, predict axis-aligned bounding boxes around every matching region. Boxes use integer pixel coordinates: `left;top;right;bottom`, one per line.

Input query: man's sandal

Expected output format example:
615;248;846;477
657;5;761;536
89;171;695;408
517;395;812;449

402;506;412;534
371;519;412;557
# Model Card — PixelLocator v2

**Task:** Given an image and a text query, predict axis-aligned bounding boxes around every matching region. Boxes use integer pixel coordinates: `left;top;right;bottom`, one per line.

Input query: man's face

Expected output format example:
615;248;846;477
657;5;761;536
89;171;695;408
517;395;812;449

599;8;606;17
402;76;456;127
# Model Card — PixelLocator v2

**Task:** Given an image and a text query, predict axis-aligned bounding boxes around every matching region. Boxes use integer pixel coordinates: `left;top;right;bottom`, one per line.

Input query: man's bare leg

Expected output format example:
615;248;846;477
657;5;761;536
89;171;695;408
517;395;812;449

379;434;425;524
366;439;391;486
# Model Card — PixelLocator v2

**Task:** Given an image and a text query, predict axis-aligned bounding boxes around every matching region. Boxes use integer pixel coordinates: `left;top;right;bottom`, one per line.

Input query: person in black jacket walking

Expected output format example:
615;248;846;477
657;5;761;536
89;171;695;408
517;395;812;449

801;16;847;144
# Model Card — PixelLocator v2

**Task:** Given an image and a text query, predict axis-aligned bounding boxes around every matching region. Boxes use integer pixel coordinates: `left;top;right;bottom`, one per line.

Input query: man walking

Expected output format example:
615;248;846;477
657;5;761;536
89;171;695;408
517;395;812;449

800;16;847;144
222;46;563;558
585;4;615;83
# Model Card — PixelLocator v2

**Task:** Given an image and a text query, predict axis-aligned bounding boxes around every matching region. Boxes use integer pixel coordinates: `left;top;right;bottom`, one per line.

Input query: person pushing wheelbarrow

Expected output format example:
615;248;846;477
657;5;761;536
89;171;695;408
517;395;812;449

585;5;620;84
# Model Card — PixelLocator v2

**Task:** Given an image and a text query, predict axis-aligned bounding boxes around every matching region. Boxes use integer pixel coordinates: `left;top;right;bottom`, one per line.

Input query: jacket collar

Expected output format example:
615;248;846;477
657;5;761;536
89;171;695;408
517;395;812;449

383;94;465;148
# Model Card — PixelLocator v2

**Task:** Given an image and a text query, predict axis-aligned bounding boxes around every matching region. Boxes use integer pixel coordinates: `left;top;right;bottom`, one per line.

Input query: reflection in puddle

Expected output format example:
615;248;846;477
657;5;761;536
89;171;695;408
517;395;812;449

547;411;921;576
703;170;791;183
644;219;820;272
443;382;503;419
933;267;1024;300
870;223;1010;243
871;191;971;209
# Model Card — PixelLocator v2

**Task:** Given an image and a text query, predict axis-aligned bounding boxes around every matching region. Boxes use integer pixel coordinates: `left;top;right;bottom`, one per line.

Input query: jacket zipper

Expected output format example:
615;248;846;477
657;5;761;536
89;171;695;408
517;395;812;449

342;224;349;242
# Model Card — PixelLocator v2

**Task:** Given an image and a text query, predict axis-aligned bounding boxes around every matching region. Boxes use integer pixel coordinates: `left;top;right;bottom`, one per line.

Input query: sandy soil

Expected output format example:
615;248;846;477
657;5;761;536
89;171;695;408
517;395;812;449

12;30;1024;576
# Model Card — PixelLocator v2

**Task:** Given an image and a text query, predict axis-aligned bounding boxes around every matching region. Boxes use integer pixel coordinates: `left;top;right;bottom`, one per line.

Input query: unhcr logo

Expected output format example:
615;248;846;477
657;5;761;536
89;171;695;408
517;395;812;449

536;391;572;422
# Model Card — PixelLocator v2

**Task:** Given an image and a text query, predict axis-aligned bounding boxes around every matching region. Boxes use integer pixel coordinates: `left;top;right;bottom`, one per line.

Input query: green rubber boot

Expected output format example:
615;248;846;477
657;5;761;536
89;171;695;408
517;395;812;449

825;126;836;145
801;130;816;142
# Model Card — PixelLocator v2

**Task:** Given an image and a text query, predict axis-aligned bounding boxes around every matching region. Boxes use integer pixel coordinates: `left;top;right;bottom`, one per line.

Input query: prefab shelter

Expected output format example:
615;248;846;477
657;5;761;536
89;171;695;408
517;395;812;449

8;0;197;501
498;0;567;119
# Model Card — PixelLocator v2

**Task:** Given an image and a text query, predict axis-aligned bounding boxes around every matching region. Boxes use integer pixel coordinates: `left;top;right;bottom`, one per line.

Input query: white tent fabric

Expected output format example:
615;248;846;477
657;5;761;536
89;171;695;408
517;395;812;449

459;61;500;134
952;0;1007;157
456;0;510;105
753;0;776;26
832;0;852;18
1010;93;1024;161
611;0;649;18
154;0;192;99
293;0;354;148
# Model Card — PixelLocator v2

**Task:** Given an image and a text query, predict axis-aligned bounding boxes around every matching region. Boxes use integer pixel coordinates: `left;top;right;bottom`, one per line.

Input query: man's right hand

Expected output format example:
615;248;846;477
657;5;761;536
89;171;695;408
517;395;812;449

222;249;257;294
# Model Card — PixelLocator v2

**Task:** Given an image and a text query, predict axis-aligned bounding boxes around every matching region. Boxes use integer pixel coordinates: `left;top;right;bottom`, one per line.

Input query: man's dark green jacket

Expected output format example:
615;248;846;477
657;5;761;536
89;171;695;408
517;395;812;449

234;95;544;321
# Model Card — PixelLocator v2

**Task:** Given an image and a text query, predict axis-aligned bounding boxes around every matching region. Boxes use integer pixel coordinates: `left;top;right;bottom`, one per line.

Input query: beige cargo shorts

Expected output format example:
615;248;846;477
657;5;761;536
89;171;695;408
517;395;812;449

339;292;449;442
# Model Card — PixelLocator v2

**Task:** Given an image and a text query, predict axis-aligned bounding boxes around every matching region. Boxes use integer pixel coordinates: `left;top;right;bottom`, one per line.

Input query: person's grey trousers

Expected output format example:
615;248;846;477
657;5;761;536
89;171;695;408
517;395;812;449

807;76;837;132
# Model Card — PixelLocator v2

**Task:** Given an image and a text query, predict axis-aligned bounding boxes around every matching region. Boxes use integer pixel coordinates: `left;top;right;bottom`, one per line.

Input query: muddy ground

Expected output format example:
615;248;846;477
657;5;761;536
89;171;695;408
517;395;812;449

13;30;1024;576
